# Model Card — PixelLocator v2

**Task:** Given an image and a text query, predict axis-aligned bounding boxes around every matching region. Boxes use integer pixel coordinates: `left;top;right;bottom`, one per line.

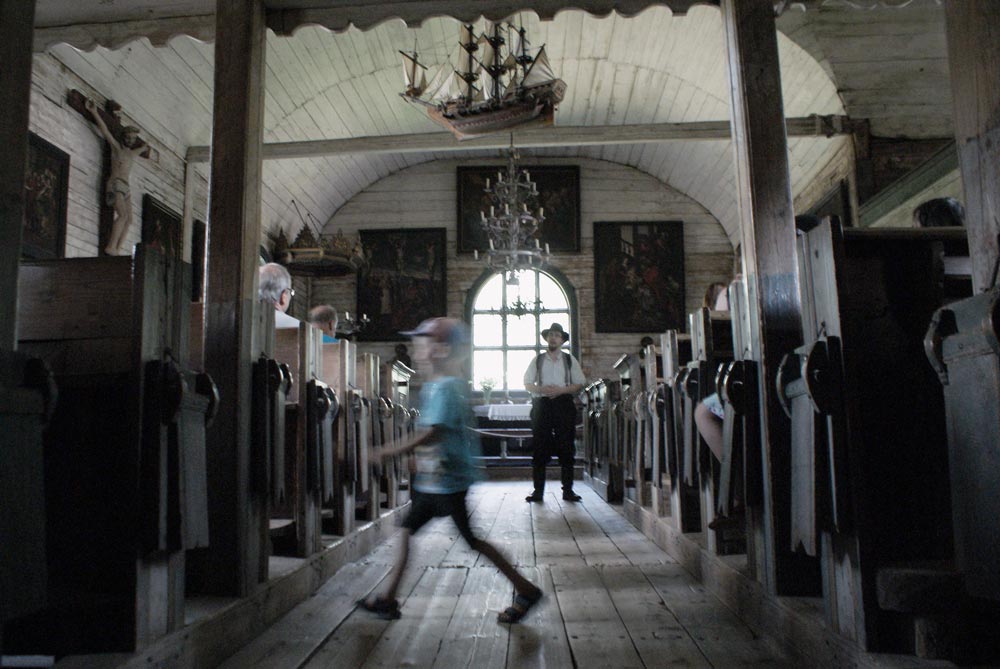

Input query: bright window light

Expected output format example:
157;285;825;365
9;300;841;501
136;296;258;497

470;269;573;393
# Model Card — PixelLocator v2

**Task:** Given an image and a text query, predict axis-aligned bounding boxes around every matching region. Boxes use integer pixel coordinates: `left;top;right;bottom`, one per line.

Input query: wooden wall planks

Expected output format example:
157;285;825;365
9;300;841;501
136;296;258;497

310;157;733;381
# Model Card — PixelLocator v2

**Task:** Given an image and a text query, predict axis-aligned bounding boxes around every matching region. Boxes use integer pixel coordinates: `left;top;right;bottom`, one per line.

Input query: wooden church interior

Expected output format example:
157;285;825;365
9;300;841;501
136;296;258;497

2;0;999;666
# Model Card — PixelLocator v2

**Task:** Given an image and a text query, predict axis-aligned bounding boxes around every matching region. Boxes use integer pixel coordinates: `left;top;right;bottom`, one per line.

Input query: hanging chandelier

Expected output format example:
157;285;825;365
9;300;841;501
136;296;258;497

473;141;550;279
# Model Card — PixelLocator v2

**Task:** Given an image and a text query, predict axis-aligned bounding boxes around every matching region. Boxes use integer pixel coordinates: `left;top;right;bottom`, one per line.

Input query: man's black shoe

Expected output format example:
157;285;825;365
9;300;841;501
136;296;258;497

525;493;544;503
562;492;582;502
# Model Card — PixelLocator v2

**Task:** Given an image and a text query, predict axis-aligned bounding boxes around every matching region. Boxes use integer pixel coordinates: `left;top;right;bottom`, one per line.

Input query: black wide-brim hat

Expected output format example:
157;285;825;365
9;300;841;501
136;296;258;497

541;322;569;342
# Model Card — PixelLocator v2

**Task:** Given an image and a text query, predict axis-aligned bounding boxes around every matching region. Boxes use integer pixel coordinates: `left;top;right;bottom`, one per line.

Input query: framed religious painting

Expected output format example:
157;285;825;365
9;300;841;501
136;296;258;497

457;165;580;254
141;194;182;261
356;228;447;341
22;132;70;260
593;221;686;332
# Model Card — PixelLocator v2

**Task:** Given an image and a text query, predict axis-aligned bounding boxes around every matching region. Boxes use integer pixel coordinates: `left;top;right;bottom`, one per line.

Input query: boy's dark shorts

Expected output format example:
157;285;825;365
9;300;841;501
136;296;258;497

403;489;476;544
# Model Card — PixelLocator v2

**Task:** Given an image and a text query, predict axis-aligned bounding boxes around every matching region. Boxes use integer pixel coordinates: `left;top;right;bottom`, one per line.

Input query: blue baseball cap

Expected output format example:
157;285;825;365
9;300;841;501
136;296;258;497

400;317;469;346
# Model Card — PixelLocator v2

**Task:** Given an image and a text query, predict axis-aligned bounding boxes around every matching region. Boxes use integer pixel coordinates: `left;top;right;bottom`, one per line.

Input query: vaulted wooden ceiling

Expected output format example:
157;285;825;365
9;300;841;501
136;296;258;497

33;0;950;243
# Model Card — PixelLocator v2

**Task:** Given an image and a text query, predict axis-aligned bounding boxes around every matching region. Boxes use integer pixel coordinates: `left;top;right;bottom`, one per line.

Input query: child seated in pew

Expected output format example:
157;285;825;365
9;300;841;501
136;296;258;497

694;282;730;464
358;318;542;624
308;304;339;343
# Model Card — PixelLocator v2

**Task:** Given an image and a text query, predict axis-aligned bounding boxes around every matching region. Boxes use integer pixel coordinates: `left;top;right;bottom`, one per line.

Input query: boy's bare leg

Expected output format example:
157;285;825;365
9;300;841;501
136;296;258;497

380;531;411;602
470;538;538;596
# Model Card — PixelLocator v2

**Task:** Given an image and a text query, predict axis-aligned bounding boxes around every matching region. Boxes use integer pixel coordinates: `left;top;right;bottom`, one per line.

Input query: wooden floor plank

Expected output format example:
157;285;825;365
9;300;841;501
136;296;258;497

642;562;796;667
477;487;536;569
506;565;574;669
599;564;711;667
217;561;390;669
222;482;803;669
359;566;467;668
551;565;645;668
431;566;512;669
557;496;632;567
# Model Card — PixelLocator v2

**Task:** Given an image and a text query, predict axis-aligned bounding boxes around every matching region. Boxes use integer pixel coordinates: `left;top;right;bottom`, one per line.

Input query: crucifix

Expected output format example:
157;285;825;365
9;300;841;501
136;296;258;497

68;89;158;255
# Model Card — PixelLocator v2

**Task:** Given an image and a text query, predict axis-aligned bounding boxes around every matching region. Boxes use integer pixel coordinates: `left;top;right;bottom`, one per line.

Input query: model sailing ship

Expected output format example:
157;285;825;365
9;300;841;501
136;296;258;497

400;21;566;139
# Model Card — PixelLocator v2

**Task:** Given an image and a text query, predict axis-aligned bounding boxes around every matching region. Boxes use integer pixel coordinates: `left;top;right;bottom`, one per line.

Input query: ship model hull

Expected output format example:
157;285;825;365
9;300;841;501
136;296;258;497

427;80;566;140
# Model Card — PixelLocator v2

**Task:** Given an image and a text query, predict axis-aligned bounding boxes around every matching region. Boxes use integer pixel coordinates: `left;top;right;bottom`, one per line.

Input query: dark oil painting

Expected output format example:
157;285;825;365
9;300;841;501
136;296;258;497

594;221;685;332
457;165;580;254
22;133;69;260
356;228;447;341
141;194;182;262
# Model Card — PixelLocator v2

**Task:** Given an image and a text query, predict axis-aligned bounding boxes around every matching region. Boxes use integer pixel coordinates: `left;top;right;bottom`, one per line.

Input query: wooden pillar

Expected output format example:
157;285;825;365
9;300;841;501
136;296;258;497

197;0;267;596
945;1;1000;294
0;1;48;647
0;0;35;352
721;0;818;596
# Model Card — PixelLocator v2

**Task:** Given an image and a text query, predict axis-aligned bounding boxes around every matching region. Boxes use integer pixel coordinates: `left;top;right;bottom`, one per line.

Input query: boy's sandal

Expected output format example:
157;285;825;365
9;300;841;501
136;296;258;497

497;587;542;624
357;596;402;620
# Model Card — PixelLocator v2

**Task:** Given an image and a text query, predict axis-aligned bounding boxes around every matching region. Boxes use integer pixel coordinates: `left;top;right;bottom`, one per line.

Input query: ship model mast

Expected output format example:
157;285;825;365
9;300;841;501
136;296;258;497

400;20;566;139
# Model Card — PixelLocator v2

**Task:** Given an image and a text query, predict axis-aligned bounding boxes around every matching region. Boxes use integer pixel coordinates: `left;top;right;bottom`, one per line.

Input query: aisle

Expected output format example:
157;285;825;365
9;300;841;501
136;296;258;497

220;482;794;668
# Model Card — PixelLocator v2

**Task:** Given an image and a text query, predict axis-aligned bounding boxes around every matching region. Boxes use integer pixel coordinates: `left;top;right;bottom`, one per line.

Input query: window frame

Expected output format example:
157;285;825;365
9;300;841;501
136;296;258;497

465;267;579;393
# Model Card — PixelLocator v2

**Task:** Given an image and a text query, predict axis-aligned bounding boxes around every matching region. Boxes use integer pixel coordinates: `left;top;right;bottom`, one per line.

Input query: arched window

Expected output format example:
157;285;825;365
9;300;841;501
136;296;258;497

468;268;576;393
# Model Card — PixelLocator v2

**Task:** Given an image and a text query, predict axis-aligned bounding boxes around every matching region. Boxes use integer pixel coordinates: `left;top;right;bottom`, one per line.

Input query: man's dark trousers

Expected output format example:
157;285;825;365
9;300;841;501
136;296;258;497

530;394;577;495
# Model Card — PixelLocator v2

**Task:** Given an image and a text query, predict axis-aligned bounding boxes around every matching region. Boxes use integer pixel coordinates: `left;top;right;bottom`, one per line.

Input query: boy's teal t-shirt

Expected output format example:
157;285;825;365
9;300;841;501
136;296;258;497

413;376;483;494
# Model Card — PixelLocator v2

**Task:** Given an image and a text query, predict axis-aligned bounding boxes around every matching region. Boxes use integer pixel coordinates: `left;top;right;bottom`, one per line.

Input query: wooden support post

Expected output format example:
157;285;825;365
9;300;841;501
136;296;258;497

0;0;35;352
197;0;267;596
945;1;1000;294
721;0;819;596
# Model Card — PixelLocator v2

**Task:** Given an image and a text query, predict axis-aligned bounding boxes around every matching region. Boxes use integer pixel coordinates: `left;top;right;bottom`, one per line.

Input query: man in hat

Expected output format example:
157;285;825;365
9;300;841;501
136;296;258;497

523;323;586;502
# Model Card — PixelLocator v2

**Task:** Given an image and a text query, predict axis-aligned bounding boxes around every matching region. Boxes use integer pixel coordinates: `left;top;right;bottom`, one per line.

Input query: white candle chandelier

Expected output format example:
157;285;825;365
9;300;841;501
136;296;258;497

473;141;550;280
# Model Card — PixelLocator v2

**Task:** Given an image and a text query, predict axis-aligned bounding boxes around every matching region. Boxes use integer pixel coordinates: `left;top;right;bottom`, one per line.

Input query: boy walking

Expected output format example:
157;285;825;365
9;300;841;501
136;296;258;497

359;318;542;623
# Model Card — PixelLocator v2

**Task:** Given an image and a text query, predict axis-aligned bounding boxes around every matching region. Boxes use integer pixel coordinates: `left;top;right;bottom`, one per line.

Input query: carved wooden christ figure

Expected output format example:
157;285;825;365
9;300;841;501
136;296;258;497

78;94;154;255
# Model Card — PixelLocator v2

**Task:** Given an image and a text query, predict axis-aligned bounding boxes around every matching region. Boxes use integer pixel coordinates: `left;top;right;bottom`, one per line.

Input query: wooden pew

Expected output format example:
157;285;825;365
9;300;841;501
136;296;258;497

380;359;416;509
318;340;356;536
926;284;1000;606
0;351;55;646
615;353;643;507
582;379;610;499
640;343;662;513
780;220;967;652
716;279;764;575
9;247;216;654
355;353;381;522
271;315;324;557
686;307;739;554
660;330;696;531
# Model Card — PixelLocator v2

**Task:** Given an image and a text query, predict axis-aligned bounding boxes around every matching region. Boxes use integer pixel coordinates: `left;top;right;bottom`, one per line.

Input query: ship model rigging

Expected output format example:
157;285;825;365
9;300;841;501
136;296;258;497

400;21;566;139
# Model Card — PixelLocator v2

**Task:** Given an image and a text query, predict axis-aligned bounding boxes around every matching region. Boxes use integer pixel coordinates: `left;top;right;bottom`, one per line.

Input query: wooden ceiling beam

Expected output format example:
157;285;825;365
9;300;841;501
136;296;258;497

185;115;854;163
266;1;719;35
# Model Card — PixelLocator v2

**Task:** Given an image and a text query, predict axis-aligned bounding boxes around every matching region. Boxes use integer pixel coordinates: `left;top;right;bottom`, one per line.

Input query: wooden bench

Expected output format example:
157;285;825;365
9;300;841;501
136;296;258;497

660;330;695;531
582;379;610;499
779;220;969;652
615;353;645;508
0;351;55;643
271;315;325;557
380;359;416;509
715;279;763;571
686;307;740;554
9;247;216;654
317;340;357;536
354;353;381;522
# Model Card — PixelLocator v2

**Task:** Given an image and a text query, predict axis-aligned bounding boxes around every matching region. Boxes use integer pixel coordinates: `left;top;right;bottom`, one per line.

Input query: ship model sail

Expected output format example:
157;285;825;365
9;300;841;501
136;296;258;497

400;21;566;139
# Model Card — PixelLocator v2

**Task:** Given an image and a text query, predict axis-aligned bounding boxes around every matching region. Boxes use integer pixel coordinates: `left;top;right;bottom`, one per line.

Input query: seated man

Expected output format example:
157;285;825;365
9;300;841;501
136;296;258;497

308;304;339;343
258;262;293;313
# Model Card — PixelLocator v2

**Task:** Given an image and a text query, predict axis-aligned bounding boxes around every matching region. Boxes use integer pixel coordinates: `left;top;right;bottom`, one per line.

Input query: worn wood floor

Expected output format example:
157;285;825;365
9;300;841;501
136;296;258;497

220;482;795;668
